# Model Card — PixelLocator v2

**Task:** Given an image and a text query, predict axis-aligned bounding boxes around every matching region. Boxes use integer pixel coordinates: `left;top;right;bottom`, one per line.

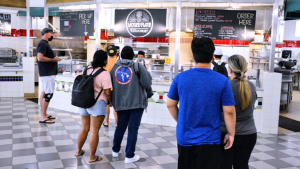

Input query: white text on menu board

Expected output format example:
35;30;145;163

237;13;254;25
79;13;93;25
0;14;10;35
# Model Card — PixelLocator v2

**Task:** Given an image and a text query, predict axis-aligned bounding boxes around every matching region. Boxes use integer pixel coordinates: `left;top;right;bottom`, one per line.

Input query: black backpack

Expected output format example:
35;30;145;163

212;61;228;78
133;62;154;99
71;67;106;108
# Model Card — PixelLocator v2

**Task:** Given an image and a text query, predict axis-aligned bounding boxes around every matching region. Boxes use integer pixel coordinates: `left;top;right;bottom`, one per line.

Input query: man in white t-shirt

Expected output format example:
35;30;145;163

211;48;231;80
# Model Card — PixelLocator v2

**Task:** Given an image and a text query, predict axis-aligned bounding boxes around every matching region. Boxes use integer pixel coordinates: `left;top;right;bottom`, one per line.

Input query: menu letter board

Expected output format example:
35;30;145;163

193;9;256;41
0;14;11;35
60;11;94;36
115;9;166;38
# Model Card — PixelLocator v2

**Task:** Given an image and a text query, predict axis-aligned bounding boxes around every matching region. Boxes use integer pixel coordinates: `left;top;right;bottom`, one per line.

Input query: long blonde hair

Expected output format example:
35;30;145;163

228;55;251;110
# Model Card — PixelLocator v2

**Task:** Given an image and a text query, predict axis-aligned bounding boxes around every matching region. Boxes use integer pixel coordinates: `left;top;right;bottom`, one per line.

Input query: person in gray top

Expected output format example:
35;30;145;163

219;55;257;169
110;46;152;164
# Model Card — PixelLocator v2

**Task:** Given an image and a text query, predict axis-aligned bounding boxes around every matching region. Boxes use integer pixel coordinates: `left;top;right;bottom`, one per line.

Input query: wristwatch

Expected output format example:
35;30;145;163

53;58;55;62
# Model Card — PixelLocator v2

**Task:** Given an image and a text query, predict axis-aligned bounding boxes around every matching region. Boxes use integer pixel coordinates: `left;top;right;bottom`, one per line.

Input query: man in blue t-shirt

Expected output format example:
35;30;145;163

167;37;236;169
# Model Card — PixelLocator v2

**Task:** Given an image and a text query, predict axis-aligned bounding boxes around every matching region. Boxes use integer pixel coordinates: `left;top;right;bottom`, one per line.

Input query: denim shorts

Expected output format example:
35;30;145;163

78;100;107;117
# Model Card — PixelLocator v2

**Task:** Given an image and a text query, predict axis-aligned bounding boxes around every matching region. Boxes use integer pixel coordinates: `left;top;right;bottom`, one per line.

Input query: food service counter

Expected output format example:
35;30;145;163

40;70;282;134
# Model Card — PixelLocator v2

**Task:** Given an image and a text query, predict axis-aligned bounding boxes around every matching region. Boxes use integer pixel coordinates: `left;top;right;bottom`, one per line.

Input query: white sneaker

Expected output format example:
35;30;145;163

112;150;119;158
125;155;140;163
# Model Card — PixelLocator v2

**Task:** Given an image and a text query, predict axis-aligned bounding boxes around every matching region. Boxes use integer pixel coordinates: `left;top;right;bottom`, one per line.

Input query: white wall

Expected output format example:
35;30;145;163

283;20;300;41
30;0;44;7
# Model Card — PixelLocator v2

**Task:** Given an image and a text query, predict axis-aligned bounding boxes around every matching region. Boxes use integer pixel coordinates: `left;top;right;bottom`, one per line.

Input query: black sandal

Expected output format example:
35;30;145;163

75;150;85;157
89;156;103;163
47;115;56;119
39;119;55;124
103;123;109;127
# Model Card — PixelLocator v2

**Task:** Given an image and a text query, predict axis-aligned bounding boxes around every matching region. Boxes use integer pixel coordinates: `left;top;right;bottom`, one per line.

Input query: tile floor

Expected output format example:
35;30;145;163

1;97;300;169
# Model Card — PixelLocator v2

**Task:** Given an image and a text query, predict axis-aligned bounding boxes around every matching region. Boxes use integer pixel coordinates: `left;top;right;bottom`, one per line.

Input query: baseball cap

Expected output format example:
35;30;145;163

138;51;145;56
108;45;117;56
214;48;223;55
41;28;56;35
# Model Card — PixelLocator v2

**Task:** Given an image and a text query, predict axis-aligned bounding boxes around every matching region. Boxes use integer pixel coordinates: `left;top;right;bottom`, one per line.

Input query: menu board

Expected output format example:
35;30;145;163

0;14;11;35
115;9;166;38
193;9;256;41
60;11;94;36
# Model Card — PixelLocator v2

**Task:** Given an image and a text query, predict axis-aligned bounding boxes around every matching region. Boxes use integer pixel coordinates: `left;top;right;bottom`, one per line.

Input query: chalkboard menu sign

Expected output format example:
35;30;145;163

60;11;94;36
0;14;11;35
193;9;256;41
115;9;166;38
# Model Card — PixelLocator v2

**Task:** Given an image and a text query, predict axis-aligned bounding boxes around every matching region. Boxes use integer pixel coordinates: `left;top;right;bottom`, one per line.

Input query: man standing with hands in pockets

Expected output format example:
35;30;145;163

37;28;61;124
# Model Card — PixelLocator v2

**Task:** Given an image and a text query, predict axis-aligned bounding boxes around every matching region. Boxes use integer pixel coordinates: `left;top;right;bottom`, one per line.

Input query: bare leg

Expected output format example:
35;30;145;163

39;91;53;122
104;106;110;125
114;110;118;126
89;115;105;161
76;115;90;155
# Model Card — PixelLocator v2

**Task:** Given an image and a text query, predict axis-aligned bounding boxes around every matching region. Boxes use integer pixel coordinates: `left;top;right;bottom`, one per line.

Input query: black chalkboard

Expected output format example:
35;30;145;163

115;9;166;38
60;11;94;36
0;13;11;35
193;9;256;41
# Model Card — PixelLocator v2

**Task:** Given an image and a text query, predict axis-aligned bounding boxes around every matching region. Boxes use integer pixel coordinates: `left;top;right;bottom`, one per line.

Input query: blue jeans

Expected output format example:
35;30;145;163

112;108;144;158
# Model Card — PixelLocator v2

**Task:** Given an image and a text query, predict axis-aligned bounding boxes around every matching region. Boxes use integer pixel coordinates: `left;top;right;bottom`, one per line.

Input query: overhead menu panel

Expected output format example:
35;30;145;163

193;9;256;41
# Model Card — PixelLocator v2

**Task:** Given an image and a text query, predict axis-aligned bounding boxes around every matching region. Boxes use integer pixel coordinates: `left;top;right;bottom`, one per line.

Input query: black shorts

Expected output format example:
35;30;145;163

177;144;220;169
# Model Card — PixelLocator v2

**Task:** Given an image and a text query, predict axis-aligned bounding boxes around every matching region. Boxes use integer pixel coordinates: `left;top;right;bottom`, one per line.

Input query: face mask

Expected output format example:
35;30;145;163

48;36;53;41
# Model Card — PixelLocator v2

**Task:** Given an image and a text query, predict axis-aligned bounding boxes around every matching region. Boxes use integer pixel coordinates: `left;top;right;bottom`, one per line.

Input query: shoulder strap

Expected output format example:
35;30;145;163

93;68;106;101
133;62;140;79
212;61;217;66
83;66;93;75
221;62;227;66
92;68;106;77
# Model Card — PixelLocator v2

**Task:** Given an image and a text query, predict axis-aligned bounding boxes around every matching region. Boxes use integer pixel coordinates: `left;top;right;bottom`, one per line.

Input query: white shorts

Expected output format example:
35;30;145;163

40;75;56;94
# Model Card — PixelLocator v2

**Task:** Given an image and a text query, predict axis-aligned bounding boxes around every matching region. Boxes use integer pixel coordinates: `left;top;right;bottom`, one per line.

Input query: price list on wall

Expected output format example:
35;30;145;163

60;10;94;37
193;9;256;41
0;14;11;35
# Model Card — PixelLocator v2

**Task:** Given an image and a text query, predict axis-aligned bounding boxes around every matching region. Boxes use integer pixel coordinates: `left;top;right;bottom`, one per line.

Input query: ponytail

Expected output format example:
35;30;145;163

228;55;252;110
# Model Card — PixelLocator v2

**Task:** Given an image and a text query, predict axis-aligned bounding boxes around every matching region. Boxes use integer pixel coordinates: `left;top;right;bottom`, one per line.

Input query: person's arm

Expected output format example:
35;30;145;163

221;79;236;150
104;89;112;107
167;98;179;122
138;63;152;88
37;53;61;62
223;105;236;149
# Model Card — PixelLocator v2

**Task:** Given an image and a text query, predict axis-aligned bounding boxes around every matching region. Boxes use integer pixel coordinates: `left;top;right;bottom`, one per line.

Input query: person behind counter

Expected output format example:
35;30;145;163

110;46;152;163
75;50;113;163
212;48;231;80
116;46;120;60
219;55;257;169
37;28;62;124
167;37;236;169
103;45;118;127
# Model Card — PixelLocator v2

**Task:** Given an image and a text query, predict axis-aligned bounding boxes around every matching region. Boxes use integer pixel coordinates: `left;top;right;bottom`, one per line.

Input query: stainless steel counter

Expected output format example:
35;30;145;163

0;66;23;72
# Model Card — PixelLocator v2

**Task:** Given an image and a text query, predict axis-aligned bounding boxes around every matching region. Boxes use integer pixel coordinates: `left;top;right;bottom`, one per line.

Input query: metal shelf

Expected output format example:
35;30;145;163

282;80;293;83
281;90;289;94
20;47;36;49
20;37;37;39
215;44;249;47
54;37;73;40
250;42;285;45
280;100;288;105
20;47;72;51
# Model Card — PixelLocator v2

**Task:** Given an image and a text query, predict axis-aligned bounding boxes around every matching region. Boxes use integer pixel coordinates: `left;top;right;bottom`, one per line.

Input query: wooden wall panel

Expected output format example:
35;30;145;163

46;0;94;4
0;0;26;8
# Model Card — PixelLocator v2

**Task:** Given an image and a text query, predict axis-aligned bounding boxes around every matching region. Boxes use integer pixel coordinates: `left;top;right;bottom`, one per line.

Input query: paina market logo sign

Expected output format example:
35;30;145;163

126;9;153;37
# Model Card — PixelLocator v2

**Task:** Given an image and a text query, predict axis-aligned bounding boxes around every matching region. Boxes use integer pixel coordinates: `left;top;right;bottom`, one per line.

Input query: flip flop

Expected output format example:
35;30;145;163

47;115;56;119
103;123;108;127
39;119;55;124
75;150;85;157
89;156;103;163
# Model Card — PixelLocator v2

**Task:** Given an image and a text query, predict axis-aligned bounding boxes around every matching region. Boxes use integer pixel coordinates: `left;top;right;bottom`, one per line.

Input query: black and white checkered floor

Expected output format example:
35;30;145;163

1;98;300;169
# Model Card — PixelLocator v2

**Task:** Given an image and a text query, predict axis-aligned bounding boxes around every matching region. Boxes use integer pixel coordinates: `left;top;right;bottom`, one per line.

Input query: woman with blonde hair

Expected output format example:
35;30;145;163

219;55;257;169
